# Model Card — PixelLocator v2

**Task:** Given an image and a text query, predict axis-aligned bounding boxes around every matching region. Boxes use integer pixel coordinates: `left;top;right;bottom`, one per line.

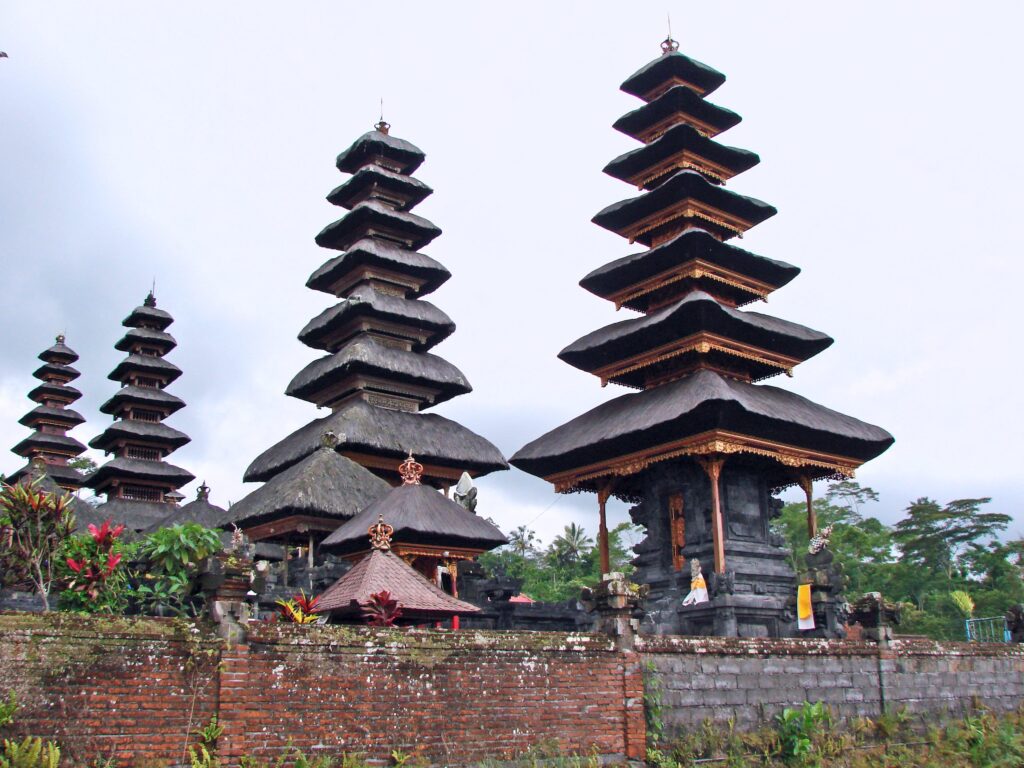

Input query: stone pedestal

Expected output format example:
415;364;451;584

581;572;648;650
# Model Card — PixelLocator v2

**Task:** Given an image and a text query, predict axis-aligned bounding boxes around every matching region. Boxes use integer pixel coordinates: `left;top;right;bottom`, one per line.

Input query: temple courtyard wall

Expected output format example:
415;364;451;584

2;614;1024;765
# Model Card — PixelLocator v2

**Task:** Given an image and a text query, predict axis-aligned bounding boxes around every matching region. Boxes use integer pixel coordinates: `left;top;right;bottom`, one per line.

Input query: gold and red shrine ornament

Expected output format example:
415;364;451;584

398;453;424;485
367;515;394;551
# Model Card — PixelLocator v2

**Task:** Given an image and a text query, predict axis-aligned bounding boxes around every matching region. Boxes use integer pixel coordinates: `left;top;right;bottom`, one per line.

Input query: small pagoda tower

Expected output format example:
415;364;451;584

8;335;88;491
322;454;507;594
85;292;195;531
243;121;507;493
512;39;893;638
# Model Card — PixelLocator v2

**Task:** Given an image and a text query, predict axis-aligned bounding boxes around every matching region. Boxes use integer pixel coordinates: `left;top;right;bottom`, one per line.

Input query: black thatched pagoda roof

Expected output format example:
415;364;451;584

579;228;799;311
226;441;390;534
39;339;79;365
28;382;82;404
322;481;507;554
298;287;455;353
80;498;177;534
18;405;85;428
12;431;87;457
559;291;832;385
327;165;433;212
33;362;80;382
604;123;759;188
147;484;228;531
621;49;726;100
592;169;776;245
285;336;471;408
100;385;186;416
317;546;480;619
511;369;893;481
613;85;741;142
88;420;191;452
114;327;177;353
123;296;173;331
336;129;426;175
306;237;451;299
7;460;85;489
107;354;182;384
315;200;442;252
88;457;195;487
243;398;508;483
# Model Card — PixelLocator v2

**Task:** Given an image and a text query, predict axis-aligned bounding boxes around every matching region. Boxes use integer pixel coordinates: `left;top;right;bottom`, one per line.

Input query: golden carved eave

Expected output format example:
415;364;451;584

545;429;860;494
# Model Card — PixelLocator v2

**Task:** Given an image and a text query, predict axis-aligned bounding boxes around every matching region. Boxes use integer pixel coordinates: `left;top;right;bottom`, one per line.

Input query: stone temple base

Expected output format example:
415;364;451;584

630;459;799;638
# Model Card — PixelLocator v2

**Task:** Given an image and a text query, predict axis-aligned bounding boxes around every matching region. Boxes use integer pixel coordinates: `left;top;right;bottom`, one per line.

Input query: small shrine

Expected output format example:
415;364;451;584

318;515;481;624
321;454;506;596
512;39;893;637
84;292;196;531
243;121;507;495
7;335;88;491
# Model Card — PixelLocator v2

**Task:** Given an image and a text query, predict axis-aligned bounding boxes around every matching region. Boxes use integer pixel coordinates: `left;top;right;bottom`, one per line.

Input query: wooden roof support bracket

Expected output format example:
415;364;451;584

697;455;726;574
797;473;816;539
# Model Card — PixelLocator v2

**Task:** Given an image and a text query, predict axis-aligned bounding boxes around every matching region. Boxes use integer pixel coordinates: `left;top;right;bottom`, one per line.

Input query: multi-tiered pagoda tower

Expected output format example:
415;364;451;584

85;292;195;531
8;335;88;491
512;39;893;638
243;121;507;500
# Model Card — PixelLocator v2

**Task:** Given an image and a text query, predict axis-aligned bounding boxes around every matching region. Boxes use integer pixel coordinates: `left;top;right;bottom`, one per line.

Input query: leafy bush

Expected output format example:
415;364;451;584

775;702;830;763
361;591;402;627
0;736;60;768
276;591;322;624
135;524;222;616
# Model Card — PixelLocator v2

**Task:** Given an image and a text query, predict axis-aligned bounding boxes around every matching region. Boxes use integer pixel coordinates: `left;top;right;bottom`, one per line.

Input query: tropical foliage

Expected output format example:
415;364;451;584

57;520;130;614
277;591;322;624
479;521;641;603
361;590;402;627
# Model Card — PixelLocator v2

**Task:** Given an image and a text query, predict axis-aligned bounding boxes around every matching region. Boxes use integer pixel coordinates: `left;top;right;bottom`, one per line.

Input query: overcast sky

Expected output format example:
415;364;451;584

2;2;1022;546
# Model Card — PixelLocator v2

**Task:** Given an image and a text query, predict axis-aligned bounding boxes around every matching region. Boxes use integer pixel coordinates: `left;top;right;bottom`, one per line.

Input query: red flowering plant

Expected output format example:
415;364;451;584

361;590;403;627
57;519;132;614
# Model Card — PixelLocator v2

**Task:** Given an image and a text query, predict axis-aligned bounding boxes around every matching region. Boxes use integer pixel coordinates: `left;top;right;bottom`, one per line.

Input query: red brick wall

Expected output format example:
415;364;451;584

0;614;219;766
0;614;645;766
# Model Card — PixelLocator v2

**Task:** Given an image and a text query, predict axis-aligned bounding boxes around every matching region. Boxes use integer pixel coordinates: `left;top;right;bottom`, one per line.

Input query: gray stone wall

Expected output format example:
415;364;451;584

639;635;1024;735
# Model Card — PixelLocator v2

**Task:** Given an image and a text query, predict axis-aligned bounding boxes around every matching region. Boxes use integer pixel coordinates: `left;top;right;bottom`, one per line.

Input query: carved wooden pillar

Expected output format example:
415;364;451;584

698;457;726;574
797;474;816;539
669;493;686;571
598;482;613;576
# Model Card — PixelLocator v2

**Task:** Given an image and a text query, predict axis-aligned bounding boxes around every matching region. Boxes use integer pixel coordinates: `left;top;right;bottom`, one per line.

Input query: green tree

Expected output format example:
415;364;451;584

508;525;539;558
548;522;593;565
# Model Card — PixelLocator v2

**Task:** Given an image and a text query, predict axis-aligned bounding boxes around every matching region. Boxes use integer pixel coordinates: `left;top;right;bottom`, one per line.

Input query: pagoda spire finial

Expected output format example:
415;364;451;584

661;15;679;55
375;98;390;135
145;280;157;308
368;514;394;550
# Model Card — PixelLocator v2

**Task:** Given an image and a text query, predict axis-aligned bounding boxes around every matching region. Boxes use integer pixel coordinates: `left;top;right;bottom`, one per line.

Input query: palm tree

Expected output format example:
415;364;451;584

509;525;538;557
550;523;593;564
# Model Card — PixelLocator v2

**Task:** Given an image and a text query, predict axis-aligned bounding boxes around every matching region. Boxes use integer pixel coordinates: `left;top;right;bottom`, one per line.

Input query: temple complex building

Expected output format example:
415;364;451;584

7;335;88;491
84;292;195;531
238;120;506;548
512;39;893;638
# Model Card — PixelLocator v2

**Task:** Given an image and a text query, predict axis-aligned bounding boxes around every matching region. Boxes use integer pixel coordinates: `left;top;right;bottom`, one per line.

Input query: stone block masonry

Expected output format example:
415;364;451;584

0;614;646;766
638;635;1024;735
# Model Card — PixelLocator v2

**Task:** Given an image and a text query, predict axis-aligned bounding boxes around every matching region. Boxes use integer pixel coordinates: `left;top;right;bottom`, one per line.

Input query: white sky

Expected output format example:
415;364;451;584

2;2;1022;546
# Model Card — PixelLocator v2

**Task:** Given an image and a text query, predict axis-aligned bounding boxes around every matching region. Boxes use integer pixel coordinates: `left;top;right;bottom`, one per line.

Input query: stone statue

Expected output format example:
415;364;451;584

682;559;709;606
1006;604;1024;643
453;471;477;513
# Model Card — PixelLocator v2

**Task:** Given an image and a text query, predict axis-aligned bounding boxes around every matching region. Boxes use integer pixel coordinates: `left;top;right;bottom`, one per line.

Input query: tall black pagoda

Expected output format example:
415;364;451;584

8;335;88;491
85;292;195;531
512;39;893;638
242;121;507;502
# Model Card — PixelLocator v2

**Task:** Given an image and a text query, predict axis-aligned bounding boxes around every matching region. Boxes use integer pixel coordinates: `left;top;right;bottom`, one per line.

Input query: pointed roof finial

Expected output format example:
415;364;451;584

197;481;210;501
368;514;395;550
398;452;423;485
55;333;66;344
661;15;679;55
375;98;390;135
145;280;157;308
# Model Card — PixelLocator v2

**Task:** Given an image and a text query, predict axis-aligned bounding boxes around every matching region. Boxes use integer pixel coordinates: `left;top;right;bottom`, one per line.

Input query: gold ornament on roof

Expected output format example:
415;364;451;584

368;515;395;551
399;453;424;485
